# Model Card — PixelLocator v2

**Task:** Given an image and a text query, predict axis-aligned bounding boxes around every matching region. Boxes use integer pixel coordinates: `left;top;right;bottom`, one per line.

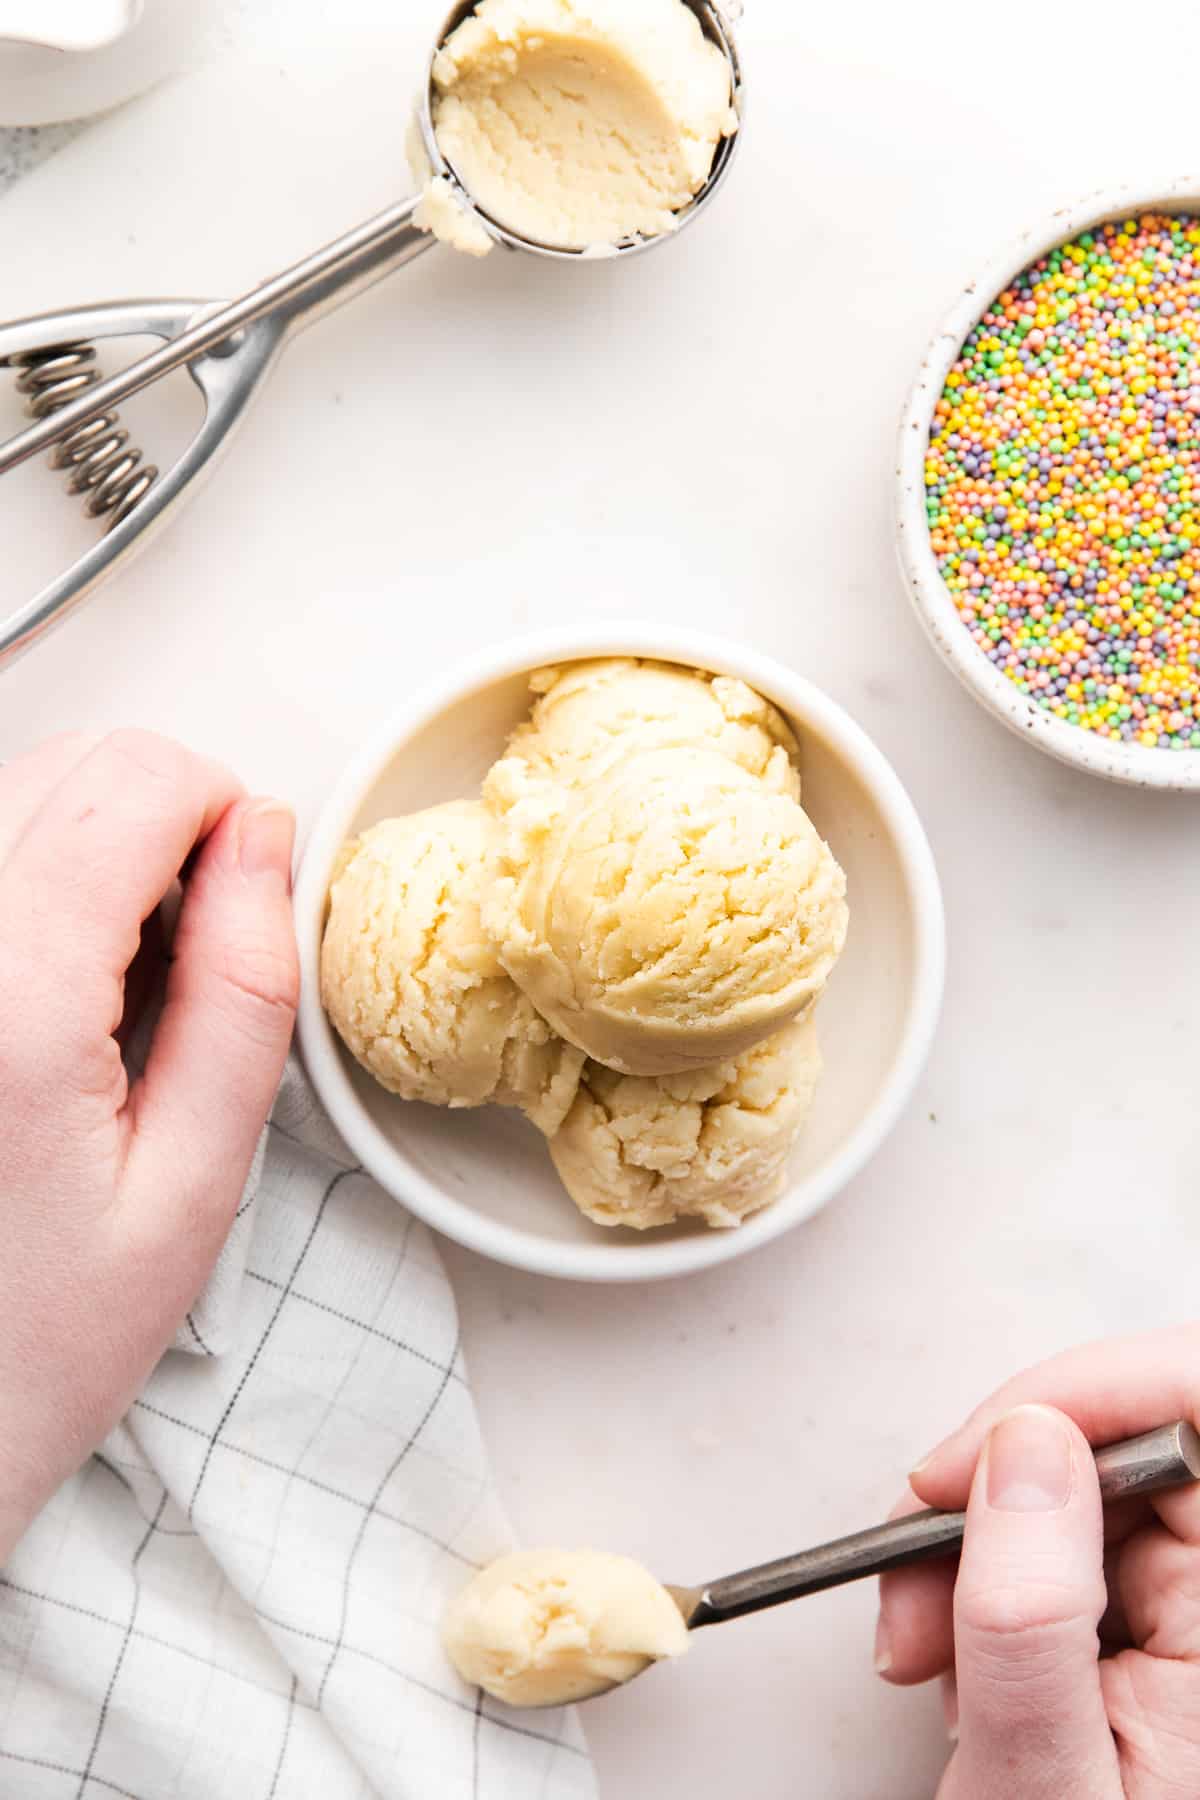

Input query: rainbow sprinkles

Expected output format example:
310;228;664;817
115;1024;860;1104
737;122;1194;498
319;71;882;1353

925;214;1200;748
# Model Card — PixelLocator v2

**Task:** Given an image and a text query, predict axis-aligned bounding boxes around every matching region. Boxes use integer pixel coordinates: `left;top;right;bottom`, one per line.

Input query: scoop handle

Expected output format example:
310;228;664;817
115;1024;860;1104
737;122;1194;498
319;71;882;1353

689;1421;1200;1628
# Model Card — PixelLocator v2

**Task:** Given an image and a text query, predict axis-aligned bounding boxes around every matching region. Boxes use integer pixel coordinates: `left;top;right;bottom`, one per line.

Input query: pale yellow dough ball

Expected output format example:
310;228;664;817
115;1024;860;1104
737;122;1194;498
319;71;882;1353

320;802;583;1135
550;1013;823;1229
484;748;847;1076
444;1548;689;1707
485;658;802;804
417;0;737;254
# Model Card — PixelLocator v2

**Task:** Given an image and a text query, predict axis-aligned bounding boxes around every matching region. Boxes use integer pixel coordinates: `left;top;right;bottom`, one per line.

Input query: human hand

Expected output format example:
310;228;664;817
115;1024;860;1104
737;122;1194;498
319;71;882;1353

874;1328;1200;1797
0;731;298;1561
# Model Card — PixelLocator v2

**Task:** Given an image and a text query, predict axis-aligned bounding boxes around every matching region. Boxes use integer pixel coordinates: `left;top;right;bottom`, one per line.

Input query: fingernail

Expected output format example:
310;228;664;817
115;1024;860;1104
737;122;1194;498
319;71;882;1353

986;1405;1073;1513
942;1678;959;1743
873;1614;893;1676
909;1435;951;1481
238;800;295;891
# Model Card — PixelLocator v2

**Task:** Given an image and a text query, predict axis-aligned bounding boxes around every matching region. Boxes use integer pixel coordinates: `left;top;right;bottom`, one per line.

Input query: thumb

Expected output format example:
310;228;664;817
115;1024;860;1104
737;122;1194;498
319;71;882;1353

941;1405;1122;1800
122;796;298;1257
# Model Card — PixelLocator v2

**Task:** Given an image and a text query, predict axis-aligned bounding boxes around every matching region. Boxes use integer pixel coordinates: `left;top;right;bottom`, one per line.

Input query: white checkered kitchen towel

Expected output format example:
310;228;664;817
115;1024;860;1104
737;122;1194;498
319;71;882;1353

0;1058;597;1800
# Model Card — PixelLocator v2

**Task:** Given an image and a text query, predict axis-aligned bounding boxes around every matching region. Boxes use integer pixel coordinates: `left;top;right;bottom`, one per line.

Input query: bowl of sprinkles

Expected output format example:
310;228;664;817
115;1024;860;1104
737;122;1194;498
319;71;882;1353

897;177;1200;788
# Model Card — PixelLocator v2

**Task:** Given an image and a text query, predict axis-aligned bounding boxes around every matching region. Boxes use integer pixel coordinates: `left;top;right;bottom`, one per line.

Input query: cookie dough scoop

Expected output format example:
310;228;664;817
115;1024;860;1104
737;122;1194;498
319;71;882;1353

0;0;743;669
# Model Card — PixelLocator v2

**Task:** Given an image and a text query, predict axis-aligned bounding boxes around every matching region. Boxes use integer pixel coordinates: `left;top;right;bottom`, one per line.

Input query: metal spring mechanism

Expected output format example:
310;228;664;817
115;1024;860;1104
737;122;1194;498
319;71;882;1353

8;343;157;532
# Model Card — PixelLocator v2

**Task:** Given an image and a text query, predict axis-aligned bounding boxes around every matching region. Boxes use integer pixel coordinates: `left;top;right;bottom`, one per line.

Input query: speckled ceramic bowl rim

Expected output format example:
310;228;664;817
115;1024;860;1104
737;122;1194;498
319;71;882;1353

294;623;946;1284
896;174;1200;791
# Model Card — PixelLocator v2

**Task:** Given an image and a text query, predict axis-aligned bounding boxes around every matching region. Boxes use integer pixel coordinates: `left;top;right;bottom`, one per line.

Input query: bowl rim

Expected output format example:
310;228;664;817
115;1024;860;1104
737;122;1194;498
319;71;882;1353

896;173;1200;792
0;0;142;53
293;623;946;1283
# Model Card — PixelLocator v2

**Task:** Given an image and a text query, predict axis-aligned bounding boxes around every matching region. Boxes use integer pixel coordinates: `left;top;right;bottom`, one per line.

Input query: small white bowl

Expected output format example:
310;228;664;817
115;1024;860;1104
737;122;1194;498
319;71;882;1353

0;0;219;125
0;2;142;54
897;175;1200;792
294;626;945;1282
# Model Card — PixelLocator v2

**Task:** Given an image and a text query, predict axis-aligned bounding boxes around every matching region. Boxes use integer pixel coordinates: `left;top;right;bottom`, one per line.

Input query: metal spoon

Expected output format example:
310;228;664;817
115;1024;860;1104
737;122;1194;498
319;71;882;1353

0;0;743;671
577;1422;1200;1703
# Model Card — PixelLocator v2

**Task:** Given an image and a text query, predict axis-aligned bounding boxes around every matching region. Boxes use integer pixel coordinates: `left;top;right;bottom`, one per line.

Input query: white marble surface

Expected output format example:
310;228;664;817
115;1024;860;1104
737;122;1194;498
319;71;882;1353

3;4;1200;1797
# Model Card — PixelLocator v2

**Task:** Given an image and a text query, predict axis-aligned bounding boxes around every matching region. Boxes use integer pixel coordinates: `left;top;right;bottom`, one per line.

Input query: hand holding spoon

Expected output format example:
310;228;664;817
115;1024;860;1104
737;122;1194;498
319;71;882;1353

665;1420;1200;1639
445;1422;1200;1709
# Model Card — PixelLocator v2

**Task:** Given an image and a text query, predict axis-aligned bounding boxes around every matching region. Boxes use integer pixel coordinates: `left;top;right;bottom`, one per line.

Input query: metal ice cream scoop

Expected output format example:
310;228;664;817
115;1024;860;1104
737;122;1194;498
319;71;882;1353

0;0;743;671
577;1421;1200;1704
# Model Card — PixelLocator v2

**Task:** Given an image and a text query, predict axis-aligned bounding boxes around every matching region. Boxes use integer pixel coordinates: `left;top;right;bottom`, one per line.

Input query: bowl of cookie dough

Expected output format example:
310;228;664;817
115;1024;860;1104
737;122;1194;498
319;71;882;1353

294;625;945;1280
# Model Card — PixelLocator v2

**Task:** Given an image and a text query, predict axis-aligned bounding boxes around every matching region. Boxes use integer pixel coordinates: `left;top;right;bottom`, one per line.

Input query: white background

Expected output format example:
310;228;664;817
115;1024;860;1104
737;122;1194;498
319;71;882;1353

3;2;1200;1794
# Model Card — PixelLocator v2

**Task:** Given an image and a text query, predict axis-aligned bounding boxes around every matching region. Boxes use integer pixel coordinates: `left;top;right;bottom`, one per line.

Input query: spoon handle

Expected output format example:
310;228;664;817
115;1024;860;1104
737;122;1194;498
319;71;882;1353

687;1421;1200;1629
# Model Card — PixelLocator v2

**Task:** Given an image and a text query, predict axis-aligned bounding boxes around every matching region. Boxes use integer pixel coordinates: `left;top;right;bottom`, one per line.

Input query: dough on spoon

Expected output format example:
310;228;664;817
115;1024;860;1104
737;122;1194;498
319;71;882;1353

444;1548;688;1706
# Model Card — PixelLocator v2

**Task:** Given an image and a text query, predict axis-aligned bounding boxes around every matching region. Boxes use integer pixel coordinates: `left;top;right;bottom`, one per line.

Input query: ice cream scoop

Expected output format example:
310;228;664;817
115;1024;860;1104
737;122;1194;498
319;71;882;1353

485;747;848;1076
484;658;802;801
447;1424;1200;1709
320;802;583;1134
0;2;742;669
413;0;739;256
550;1015;823;1229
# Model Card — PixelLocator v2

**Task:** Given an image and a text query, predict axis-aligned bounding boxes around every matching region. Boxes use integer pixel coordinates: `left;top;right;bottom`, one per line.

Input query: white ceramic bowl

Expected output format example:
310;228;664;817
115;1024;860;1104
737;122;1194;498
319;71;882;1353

0;0;219;124
897;175;1200;791
294;626;945;1282
0;2;141;53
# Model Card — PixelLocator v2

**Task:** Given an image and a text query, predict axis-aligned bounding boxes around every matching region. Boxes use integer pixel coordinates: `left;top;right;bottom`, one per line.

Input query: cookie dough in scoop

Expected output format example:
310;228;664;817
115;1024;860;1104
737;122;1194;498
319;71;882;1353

416;0;737;254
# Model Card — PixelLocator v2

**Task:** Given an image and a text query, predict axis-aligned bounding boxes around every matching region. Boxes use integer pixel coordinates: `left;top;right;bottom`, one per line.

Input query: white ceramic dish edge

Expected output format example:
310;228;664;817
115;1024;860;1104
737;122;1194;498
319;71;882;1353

294;623;946;1284
0;1;141;53
896;173;1200;792
0;0;218;125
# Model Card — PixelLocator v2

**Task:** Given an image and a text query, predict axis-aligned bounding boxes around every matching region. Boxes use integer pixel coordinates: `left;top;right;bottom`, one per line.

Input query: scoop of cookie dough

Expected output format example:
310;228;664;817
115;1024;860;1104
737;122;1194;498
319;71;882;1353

484;658;801;805
416;0;737;254
444;1548;688;1706
484;748;847;1076
550;1014;823;1229
320;802;582;1134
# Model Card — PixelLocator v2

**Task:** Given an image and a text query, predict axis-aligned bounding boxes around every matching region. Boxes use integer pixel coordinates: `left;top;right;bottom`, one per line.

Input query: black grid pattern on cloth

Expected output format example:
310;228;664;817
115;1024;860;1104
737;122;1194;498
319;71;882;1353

183;1165;353;1523
0;1093;594;1800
